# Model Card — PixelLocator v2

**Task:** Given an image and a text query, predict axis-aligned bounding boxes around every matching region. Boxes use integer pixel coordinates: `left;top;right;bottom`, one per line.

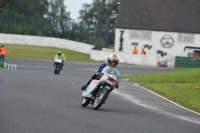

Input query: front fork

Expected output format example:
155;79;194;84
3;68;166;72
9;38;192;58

96;84;113;97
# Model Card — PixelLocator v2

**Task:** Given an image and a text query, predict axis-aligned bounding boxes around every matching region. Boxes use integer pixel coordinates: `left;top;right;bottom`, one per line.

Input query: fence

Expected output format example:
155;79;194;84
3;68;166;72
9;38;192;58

175;56;200;68
0;62;18;70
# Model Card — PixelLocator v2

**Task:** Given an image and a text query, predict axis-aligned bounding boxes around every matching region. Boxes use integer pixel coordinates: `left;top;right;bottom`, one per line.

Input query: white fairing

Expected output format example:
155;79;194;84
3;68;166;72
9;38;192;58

82;66;119;99
82;80;101;97
54;57;62;63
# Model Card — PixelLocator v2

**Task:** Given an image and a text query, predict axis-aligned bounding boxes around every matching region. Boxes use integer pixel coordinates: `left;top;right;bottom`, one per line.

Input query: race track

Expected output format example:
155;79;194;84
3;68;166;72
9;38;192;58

0;59;200;133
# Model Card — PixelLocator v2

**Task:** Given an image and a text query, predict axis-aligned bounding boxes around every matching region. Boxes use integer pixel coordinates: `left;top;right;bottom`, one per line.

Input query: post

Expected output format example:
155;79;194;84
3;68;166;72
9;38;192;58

32;16;35;35
50;17;53;37
87;23;90;44
5;15;8;33
61;17;64;38
71;19;75;40
97;24;99;46
79;21;82;42
104;25;109;48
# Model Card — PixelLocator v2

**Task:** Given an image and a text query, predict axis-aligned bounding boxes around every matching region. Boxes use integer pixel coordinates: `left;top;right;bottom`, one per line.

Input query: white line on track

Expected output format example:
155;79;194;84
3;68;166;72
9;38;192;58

113;83;200;125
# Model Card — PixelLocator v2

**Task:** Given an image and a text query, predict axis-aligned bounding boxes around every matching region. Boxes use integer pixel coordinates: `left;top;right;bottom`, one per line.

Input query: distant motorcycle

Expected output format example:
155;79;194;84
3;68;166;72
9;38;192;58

81;66;119;110
54;57;63;75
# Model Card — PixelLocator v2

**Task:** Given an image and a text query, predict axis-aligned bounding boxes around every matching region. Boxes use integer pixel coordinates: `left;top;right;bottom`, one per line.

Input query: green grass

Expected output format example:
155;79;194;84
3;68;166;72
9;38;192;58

3;44;94;62
120;68;200;113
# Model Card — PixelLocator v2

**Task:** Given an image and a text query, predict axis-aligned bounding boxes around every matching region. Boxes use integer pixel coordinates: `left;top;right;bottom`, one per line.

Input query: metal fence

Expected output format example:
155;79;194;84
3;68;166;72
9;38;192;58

0;15;115;48
175;56;200;68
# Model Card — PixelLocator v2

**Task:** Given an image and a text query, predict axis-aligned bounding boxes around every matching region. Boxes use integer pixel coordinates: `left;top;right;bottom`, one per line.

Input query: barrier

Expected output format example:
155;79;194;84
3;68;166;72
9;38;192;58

3;63;18;70
167;56;175;68
90;50;161;66
0;33;176;67
175;56;200;68
0;33;94;54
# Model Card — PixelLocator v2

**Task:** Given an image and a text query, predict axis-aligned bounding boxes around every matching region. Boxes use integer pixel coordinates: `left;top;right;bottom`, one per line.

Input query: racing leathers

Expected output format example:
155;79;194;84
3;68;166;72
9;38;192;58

81;62;119;90
53;53;66;69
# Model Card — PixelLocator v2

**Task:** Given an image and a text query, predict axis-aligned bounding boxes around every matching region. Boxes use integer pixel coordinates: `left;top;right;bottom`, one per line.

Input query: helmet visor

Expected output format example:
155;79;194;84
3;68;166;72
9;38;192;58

110;60;117;65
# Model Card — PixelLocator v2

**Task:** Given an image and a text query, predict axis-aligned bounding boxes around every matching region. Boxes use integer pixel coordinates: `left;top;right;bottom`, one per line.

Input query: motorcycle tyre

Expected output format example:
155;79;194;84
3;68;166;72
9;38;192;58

93;88;110;110
81;98;90;107
57;67;60;75
54;65;60;75
54;66;58;74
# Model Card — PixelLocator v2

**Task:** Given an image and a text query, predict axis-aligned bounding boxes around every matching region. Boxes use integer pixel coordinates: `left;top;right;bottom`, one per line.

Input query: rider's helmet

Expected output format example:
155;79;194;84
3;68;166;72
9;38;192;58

107;53;119;67
57;51;62;56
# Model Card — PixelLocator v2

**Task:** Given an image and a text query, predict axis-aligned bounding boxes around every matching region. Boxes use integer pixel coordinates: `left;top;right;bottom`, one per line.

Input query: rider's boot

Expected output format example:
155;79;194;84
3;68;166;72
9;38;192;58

81;79;92;90
81;74;98;91
81;84;88;90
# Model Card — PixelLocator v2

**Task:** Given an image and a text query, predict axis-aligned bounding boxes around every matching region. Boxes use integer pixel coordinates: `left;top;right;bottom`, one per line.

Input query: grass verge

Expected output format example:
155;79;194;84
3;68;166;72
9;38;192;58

3;44;95;62
120;68;200;113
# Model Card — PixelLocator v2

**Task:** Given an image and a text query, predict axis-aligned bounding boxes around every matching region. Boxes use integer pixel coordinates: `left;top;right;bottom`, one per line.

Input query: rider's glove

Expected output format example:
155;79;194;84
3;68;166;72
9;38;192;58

114;80;119;88
115;84;119;88
94;72;100;76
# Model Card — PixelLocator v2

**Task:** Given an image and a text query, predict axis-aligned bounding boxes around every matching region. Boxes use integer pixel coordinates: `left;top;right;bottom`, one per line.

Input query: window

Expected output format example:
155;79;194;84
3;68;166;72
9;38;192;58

178;33;194;43
129;30;152;40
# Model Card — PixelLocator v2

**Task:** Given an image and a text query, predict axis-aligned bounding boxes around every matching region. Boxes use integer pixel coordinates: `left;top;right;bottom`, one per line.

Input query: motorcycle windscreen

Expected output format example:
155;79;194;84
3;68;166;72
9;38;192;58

54;56;63;63
101;66;119;78
82;80;100;97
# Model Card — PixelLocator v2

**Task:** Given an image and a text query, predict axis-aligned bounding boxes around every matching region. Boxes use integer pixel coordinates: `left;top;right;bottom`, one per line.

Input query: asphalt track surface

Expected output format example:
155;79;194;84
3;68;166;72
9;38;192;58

1;59;200;133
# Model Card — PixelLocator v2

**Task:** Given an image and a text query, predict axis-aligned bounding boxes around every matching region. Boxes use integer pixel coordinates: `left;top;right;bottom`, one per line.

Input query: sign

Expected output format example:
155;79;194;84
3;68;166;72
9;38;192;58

160;34;174;48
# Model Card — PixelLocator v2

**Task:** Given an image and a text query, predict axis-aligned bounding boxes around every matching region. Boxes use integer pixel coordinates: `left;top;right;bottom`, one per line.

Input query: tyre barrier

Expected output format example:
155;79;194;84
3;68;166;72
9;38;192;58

0;62;18;70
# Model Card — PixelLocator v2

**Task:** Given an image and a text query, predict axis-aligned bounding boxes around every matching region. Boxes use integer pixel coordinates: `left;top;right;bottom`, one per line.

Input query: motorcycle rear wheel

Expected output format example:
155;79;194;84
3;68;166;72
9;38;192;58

93;88;110;110
81;98;90;107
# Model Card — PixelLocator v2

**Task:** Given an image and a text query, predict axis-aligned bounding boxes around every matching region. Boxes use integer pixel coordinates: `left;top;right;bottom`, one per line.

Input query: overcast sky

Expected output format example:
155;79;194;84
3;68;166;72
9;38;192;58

64;0;93;20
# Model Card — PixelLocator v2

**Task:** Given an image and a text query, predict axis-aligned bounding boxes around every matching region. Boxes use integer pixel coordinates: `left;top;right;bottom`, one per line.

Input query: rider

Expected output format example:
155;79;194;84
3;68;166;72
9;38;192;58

53;51;66;69
81;53;119;90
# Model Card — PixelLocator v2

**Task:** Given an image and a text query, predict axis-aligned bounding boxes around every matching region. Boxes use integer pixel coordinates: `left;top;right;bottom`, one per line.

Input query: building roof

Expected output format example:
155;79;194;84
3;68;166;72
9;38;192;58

116;0;200;33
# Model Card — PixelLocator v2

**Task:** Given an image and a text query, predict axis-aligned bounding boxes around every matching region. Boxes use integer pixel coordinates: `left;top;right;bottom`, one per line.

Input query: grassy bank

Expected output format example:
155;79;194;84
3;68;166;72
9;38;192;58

3;44;93;62
120;68;200;113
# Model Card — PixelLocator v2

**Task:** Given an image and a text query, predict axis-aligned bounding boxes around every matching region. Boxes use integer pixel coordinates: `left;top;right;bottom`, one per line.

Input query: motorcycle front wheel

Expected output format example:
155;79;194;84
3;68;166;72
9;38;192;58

57;66;60;75
54;65;60;75
81;98;90;107
54;66;58;74
93;88;110;110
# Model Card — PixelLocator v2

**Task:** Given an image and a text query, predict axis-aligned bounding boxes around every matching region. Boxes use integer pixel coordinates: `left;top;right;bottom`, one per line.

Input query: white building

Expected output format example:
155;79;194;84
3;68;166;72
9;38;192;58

114;0;200;66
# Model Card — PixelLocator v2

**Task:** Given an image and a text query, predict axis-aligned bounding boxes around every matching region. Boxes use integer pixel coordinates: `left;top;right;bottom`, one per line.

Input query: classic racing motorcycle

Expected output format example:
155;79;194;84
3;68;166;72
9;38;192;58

54;57;63;75
81;66;119;110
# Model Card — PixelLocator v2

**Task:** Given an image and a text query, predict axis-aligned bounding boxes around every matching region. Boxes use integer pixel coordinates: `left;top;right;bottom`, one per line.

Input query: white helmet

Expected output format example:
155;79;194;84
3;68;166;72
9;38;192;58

57;51;62;56
107;53;119;67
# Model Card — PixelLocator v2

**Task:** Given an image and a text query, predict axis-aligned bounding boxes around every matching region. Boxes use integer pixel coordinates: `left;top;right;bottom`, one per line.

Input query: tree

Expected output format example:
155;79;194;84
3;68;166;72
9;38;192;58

78;0;119;46
0;0;71;38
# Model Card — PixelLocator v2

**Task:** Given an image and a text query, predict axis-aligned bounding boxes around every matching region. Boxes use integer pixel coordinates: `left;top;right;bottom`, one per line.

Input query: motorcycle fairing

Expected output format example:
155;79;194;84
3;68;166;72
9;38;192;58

82;80;100;97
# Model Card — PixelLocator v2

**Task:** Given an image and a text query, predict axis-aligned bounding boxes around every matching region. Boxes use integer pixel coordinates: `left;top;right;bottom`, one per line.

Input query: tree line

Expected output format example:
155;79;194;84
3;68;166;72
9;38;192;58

0;0;118;47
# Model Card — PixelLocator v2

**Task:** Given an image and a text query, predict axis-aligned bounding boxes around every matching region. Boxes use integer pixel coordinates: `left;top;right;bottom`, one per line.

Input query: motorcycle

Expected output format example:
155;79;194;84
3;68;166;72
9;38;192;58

54;57;63;75
81;66;119;110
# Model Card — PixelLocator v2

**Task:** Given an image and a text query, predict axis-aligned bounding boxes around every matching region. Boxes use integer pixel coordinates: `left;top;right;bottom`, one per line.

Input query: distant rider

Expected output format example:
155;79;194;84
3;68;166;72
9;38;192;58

81;53;119;90
53;51;66;70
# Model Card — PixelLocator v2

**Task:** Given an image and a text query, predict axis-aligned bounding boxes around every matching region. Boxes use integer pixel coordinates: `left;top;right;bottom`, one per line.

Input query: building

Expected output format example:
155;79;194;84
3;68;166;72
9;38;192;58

114;0;200;59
